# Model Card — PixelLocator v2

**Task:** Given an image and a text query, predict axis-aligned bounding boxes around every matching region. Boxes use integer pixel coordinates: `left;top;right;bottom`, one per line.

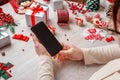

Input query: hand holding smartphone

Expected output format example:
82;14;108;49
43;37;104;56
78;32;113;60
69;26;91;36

31;21;62;56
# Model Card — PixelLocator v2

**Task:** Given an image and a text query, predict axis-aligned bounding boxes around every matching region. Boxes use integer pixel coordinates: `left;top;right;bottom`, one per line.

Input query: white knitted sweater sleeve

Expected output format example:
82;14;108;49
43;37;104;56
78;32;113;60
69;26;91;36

82;44;120;65
38;55;54;80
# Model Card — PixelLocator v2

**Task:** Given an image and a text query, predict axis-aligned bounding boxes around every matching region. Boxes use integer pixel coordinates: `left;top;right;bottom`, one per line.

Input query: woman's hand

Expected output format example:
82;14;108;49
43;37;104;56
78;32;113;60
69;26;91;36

32;33;50;57
54;42;84;62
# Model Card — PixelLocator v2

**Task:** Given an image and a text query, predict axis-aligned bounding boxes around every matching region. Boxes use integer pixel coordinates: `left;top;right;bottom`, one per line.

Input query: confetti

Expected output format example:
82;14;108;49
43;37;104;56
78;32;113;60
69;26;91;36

1;51;5;56
22;30;24;32
22;49;24;52
64;34;67;36
30;33;32;36
67;39;69;41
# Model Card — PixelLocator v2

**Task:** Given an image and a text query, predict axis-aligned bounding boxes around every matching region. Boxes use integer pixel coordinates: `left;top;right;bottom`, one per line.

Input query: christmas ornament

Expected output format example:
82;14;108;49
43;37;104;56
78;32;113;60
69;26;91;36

86;0;100;11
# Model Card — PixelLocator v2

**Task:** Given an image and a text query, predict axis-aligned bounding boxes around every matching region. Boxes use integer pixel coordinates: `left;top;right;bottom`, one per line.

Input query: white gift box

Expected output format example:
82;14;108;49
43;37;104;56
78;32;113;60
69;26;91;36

25;2;49;27
0;32;11;48
51;0;63;11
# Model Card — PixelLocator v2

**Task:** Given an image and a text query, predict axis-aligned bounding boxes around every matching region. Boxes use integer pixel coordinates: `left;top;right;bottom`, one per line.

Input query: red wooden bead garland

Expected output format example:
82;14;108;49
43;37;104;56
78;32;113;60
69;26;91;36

12;34;29;42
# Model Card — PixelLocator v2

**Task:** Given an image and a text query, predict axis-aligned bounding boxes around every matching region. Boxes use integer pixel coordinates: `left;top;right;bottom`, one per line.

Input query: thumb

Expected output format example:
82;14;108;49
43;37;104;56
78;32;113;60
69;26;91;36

59;49;71;56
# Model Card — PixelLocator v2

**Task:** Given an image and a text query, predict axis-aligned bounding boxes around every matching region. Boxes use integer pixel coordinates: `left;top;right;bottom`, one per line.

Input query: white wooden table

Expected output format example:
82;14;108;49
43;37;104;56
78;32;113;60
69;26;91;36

0;1;117;80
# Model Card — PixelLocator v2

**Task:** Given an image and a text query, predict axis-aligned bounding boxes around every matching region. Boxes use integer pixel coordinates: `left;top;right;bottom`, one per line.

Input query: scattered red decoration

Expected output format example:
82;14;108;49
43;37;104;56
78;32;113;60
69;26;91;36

95;13;101;19
85;15;93;22
0;8;14;25
85;28;104;41
105;36;115;42
0;8;17;33
48;25;56;34
12;34;29;42
87;28;96;33
99;21;108;28
67;2;89;15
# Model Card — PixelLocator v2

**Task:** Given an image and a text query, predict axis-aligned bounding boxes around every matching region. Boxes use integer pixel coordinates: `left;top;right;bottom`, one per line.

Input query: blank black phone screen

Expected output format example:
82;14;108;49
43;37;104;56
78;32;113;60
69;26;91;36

31;21;62;56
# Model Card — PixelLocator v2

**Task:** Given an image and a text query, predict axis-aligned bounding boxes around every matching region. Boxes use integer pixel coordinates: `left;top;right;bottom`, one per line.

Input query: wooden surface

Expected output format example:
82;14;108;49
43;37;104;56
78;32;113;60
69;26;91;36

0;0;118;80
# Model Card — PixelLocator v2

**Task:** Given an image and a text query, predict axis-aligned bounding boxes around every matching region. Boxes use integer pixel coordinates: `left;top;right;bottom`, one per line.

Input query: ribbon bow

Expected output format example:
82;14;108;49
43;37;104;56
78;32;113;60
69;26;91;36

75;17;83;23
0;62;14;79
31;5;43;14
30;5;48;26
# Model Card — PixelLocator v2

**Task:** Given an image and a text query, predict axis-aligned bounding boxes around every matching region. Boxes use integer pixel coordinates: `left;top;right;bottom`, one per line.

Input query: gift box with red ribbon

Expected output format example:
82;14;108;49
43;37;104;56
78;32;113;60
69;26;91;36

25;2;49;27
65;0;86;3
0;32;11;48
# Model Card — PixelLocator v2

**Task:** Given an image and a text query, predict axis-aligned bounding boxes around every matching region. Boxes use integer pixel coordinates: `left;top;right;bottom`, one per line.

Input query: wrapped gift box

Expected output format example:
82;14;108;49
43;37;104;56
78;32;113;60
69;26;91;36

0;32;11;48
66;0;86;3
105;1;114;18
25;2;49;27
51;0;63;11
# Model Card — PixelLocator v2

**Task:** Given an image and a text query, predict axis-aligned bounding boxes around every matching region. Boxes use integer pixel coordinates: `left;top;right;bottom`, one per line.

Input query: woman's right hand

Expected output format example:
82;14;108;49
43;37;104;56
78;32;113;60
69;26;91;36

54;42;84;62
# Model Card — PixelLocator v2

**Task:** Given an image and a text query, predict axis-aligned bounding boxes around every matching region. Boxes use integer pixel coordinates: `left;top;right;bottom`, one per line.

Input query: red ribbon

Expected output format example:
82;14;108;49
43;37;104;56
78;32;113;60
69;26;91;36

30;5;48;26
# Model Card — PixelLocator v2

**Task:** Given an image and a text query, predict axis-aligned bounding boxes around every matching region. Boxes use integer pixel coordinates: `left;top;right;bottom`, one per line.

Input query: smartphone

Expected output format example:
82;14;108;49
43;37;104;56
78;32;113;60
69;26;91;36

31;21;62;56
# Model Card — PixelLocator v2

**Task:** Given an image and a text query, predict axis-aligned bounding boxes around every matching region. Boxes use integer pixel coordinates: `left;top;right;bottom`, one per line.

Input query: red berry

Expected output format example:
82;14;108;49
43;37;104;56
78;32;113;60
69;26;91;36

105;38;110;42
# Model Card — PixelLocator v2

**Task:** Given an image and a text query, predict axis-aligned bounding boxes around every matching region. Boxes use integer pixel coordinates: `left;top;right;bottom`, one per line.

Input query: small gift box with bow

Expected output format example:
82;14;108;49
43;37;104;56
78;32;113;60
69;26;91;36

0;32;11;48
25;2;49;27
75;17;84;26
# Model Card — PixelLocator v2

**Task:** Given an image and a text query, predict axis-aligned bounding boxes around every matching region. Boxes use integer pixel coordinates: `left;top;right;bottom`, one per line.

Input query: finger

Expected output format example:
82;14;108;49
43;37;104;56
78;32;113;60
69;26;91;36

32;33;39;45
53;54;59;59
57;54;64;63
59;55;65;62
53;54;57;59
32;33;39;41
59;50;70;56
61;42;71;50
